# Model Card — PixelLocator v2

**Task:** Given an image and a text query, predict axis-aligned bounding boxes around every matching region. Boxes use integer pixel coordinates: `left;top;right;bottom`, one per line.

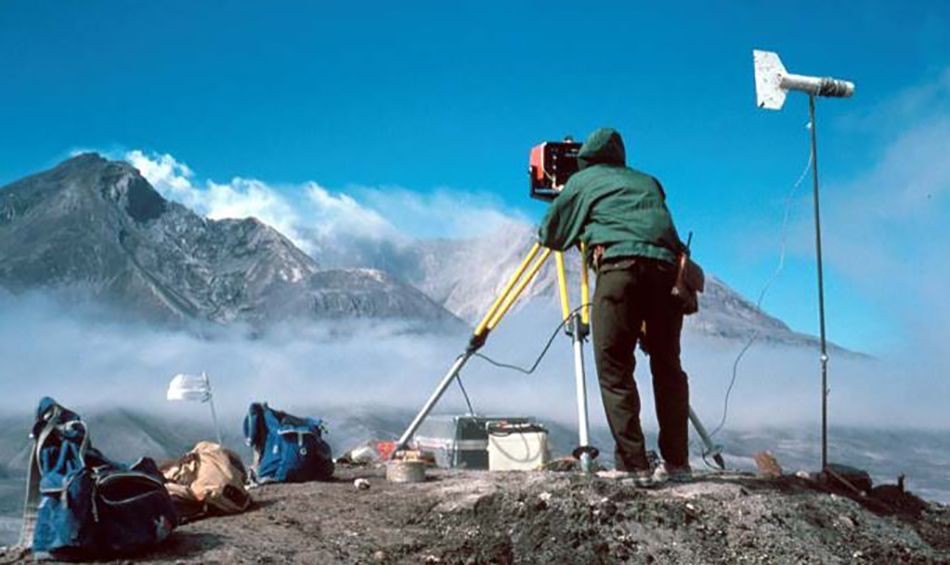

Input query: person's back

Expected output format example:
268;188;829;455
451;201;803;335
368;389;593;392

537;128;682;265
538;127;692;484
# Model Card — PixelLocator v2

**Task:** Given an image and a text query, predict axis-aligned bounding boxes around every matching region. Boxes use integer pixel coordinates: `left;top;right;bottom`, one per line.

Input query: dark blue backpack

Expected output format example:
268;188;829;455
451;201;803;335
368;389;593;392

243;403;334;483
20;398;178;561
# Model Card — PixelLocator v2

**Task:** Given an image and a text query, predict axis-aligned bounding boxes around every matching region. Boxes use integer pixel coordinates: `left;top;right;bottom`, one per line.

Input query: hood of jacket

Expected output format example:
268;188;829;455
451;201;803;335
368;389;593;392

578;128;626;170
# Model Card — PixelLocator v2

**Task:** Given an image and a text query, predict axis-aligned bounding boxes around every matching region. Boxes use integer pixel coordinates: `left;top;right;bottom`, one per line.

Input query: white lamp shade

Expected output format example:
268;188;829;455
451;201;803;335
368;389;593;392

167;373;211;402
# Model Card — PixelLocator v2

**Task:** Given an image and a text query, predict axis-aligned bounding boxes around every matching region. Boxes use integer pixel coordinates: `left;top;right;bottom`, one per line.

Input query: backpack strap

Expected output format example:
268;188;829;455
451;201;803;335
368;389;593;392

244;403;266;483
17;405;62;548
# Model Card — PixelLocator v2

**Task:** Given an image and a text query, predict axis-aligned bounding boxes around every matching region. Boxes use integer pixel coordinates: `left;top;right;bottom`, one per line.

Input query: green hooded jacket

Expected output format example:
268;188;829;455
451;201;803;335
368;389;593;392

538;128;683;265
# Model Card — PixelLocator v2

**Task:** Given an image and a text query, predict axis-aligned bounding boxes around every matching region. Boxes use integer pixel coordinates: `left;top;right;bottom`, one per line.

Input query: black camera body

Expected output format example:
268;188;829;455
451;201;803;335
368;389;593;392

529;141;582;201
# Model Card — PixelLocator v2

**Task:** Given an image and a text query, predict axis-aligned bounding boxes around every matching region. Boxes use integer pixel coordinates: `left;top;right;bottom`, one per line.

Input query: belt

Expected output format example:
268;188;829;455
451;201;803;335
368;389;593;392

597;256;638;274
596;254;671;276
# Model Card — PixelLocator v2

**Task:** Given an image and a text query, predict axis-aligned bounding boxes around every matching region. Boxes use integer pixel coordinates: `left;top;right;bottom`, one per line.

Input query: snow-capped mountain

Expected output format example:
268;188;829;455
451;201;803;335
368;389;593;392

0;154;463;329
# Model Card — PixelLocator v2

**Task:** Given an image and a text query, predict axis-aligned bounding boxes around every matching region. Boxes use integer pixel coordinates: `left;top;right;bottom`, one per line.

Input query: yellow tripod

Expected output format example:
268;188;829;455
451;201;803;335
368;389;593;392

396;242;600;472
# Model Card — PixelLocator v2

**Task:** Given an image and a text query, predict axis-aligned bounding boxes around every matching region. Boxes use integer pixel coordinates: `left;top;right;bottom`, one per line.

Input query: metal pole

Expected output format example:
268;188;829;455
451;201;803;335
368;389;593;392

570;313;592;473
809;95;830;470
203;372;224;446
395;352;474;452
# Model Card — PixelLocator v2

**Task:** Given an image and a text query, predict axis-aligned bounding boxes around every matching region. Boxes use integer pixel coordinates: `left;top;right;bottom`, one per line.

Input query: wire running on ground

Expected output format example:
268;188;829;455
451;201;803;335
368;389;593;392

709;116;815;440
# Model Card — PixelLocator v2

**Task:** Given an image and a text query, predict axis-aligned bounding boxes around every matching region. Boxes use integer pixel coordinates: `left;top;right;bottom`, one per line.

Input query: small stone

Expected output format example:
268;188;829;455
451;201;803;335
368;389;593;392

354;478;371;490
373;550;387;561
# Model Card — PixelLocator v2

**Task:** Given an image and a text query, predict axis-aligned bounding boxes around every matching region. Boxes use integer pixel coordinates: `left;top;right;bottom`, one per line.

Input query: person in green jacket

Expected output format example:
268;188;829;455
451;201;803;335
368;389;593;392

538;127;691;484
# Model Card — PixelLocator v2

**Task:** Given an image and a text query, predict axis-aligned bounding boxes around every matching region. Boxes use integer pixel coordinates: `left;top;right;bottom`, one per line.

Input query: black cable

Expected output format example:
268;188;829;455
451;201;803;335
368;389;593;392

455;372;476;415
710;334;756;437
473;305;586;375
711;121;814;440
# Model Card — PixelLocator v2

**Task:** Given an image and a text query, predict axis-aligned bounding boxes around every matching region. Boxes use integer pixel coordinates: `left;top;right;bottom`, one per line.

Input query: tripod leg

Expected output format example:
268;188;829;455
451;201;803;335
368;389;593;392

571;314;594;472
395;245;552;454
555;252;571;321
486;248;551;331
688;406;725;470
474;243;541;338
579;243;591;327
556;251;596;472
395;352;474;452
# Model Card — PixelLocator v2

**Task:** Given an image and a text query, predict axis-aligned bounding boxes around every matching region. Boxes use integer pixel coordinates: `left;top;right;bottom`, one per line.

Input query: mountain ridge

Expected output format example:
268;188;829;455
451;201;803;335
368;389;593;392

0;154;464;330
1;153;842;351
306;222;835;349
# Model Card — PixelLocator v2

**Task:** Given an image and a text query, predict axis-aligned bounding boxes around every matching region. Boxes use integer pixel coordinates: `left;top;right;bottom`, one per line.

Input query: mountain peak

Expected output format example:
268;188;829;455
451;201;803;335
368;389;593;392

2;152;167;223
98;159;167;222
62;151;108;165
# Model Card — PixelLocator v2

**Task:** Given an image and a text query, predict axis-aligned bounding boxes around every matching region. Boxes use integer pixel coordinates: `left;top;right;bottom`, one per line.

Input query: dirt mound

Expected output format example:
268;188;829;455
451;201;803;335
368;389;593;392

2;467;948;564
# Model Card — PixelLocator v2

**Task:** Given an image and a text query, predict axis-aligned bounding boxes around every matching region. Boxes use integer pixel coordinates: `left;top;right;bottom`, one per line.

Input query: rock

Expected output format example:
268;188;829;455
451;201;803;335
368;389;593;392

824;463;873;494
754;451;782;478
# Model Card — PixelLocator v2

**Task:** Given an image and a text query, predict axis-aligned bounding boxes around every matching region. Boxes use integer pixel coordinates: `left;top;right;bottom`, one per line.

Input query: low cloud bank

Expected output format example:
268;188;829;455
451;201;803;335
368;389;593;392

1;293;945;436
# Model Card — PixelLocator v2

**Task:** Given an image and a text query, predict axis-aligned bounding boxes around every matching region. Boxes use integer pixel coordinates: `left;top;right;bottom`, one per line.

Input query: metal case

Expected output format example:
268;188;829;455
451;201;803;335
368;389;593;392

413;415;537;469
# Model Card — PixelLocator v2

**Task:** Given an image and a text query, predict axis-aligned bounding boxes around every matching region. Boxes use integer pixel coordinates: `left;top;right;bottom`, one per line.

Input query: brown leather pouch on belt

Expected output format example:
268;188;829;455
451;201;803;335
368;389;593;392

671;251;705;315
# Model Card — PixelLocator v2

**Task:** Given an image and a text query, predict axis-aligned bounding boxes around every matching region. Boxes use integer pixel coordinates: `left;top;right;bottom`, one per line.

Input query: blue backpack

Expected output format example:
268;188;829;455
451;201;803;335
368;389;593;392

20;398;178;561
243;403;334;483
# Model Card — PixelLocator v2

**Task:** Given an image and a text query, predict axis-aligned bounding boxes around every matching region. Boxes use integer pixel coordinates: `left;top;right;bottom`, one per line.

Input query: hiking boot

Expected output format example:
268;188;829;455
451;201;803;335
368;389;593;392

654;463;692;484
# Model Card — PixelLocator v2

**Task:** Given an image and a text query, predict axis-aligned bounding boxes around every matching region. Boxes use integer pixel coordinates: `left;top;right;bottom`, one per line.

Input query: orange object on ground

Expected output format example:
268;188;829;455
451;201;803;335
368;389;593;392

378;441;397;461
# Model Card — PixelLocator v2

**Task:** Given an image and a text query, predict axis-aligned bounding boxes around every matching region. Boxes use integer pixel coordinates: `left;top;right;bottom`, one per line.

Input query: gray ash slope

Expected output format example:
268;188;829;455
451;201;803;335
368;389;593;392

0;154;463;330
1;406;949;557
3;456;950;564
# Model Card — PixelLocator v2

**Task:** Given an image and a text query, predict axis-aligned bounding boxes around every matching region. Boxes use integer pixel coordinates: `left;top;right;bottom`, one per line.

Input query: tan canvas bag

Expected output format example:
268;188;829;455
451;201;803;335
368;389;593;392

162;441;252;519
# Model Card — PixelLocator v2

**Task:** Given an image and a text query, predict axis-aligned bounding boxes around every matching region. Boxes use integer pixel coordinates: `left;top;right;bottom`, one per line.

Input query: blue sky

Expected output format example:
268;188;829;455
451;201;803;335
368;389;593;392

1;1;949;355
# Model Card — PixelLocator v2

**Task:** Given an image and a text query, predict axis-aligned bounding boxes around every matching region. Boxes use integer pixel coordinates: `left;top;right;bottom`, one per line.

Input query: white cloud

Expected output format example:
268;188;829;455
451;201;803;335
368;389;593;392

203;178;310;250
125;150;198;203
356;185;530;239
122;151;526;258
305;182;394;240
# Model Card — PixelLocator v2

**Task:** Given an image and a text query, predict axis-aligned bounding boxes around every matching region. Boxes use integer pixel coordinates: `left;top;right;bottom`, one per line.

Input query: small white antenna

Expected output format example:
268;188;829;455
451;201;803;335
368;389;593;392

167;372;224;445
753;50;856;472
754;50;854;110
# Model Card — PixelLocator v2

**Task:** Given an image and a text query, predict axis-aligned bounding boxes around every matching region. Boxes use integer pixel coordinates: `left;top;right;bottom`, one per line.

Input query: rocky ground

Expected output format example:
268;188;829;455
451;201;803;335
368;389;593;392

2;465;949;565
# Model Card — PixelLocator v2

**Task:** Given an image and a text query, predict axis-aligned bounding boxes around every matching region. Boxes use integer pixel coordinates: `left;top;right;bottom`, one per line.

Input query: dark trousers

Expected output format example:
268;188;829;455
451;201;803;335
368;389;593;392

591;259;690;471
